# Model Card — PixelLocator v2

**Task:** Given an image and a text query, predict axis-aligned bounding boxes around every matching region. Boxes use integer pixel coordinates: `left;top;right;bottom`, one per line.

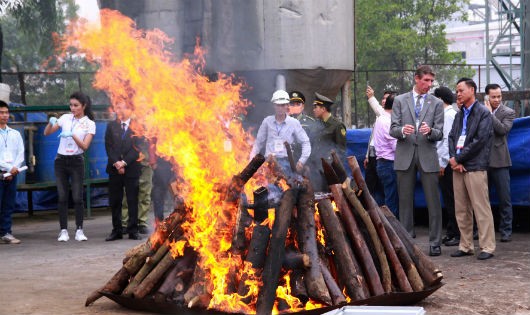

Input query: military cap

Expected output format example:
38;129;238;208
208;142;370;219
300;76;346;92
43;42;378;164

289;91;305;103
313;92;334;111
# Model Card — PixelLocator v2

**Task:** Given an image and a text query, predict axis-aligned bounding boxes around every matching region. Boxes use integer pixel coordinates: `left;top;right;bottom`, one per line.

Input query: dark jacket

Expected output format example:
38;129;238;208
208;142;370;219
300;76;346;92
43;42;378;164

311;115;347;160
489;104;515;168
105;120;142;177
448;101;493;171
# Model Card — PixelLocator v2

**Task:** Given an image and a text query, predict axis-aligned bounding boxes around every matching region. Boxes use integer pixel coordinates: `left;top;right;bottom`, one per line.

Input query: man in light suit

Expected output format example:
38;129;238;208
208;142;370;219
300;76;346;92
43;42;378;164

484;83;516;242
390;65;444;256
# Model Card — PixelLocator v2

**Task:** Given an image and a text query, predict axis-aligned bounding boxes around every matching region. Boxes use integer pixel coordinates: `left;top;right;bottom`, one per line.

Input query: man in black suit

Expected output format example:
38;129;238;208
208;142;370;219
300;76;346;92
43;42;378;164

105;101;142;241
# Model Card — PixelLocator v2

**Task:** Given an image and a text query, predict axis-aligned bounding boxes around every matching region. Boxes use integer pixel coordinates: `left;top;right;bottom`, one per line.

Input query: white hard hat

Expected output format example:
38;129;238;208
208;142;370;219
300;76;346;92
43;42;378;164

271;90;290;104
0;83;10;104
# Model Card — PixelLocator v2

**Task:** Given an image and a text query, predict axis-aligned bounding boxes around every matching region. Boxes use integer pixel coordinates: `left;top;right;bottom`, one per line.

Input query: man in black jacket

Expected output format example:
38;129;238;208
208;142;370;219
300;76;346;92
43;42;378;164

104;101;142;241
448;78;494;260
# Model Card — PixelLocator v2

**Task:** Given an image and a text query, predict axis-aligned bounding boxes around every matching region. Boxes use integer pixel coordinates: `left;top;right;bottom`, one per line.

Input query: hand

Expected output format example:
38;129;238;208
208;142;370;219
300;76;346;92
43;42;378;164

403;124;415;135
453;164;466;173
439;167;445;177
484;99;492;113
9;167;18;176
449;157;458;168
363;158;368;168
49;117;58;126
118;168;125;175
419;122;431;135
58;131;73;138
366;86;374;99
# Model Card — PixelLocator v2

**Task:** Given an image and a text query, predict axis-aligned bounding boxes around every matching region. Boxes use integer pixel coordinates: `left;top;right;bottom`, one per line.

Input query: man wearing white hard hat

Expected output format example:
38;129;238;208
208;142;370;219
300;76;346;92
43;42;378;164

250;89;311;177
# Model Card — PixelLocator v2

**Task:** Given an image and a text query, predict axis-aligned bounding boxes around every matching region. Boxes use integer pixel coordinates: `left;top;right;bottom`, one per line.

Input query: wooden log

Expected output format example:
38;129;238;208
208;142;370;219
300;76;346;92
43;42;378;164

85;267;129;306
283;250;311;270
317;199;368;301
133;250;175;299
231;198;252;251
377;206;424;291
319;259;346;305
379;206;443;286
322;159;382;297
246;224;271;269
295;178;332;305
256;189;297;315
331;151;348;183
348;156;413;293
342;178;392;293
122;243;170;297
154;249;197;302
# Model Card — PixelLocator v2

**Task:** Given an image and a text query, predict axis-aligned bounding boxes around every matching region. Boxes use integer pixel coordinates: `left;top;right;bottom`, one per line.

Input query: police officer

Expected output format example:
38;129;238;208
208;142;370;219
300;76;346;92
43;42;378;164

310;92;347;191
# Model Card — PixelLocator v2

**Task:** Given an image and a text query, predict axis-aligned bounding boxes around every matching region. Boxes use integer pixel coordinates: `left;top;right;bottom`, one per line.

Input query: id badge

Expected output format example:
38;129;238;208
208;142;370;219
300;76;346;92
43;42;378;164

66;139;75;153
3;152;13;163
456;135;466;150
273;139;284;153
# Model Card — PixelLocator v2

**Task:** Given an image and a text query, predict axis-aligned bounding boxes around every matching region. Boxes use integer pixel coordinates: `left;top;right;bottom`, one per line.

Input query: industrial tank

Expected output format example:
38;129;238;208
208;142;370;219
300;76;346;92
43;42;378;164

99;0;355;123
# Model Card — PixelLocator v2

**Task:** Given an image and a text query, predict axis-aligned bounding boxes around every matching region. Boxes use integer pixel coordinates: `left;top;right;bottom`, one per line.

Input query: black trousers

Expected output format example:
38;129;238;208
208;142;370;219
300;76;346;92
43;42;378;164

108;173;139;234
365;155;385;205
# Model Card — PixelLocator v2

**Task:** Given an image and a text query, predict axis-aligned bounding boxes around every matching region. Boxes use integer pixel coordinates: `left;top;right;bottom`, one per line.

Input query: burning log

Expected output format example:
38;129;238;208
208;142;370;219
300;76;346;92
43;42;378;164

133;250;175;299
377;206;424;291
295;178;332;305
319;259;346;305
317;198;368;301
379;206;443;287
153;250;197;303
322;159;382;297
341;179;392;293
289;270;309;304
283;249;311;270
123;243;170;297
347;156;413;293
256;188;298;315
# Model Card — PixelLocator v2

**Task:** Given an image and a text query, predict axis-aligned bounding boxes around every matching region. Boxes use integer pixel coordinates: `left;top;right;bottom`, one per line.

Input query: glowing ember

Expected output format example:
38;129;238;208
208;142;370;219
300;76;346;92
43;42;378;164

60;9;321;313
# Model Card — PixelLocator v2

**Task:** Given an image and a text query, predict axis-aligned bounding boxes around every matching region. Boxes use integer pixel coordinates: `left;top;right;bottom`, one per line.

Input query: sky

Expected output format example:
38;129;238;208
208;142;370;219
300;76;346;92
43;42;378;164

76;0;99;21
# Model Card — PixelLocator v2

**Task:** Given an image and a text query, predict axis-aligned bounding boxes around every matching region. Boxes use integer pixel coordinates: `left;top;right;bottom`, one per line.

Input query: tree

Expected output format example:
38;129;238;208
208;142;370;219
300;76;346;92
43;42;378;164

353;0;475;126
0;0;97;105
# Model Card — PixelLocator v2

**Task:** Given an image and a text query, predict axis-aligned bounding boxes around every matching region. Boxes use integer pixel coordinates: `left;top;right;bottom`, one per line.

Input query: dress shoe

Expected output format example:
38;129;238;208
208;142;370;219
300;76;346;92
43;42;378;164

128;233;142;240
477;251;494;260
429;246;441;256
138;225;149;235
450;249;474;257
105;231;123;241
500;236;512;242
442;235;451;244
444;237;460;247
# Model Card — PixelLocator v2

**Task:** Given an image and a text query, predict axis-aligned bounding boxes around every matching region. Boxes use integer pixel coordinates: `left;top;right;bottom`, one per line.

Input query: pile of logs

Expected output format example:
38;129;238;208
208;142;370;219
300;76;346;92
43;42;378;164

85;153;443;315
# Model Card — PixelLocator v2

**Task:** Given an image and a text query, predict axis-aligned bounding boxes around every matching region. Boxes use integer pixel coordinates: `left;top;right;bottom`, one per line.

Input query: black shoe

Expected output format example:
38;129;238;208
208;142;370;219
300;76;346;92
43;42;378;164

444;237;460;247
138;225;149;235
477;251;494;260
429;246;441;256
500;236;511;242
450;249;474;257
442;235;451;244
128;233;142;240
105;231;123;241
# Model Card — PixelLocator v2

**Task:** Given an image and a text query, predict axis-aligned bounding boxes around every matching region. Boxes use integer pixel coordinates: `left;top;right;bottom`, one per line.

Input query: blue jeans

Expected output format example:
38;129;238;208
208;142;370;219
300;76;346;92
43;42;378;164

0;175;17;236
376;159;399;217
55;154;85;230
488;167;512;238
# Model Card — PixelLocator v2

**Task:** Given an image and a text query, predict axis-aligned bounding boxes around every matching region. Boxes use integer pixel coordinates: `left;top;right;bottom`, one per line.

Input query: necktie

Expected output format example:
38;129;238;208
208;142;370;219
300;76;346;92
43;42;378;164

415;95;422;118
121;122;127;139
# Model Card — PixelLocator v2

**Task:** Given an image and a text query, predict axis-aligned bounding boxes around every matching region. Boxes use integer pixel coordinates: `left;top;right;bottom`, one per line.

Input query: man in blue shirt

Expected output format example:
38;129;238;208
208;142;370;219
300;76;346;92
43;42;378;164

0;99;25;244
250;90;311;177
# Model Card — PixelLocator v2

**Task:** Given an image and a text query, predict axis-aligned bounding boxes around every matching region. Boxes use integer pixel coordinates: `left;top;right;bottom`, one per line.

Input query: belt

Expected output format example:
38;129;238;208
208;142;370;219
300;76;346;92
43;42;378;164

378;158;394;163
57;153;84;159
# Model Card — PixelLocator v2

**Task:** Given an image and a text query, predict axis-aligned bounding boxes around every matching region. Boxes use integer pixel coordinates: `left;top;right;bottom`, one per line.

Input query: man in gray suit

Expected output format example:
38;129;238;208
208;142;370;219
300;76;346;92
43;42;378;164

390;65;444;256
484;83;516;242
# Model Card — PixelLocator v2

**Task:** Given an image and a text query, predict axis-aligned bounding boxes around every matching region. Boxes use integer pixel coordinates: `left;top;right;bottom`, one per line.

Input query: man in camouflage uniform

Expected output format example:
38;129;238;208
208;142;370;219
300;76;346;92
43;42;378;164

310;92;347;191
288;91;316;162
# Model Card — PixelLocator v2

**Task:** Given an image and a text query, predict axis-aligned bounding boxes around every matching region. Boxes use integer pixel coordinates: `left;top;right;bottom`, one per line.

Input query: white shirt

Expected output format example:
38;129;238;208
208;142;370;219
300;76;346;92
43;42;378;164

57;113;96;155
0;126;25;172
436;105;457;168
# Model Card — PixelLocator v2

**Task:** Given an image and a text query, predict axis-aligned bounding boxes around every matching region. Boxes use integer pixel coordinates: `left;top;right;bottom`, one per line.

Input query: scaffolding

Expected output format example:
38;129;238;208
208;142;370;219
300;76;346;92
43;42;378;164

484;0;523;90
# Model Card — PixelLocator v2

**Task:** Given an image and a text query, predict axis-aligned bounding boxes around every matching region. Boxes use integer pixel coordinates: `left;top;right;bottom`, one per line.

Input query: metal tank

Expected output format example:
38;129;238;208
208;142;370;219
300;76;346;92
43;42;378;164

99;0;354;124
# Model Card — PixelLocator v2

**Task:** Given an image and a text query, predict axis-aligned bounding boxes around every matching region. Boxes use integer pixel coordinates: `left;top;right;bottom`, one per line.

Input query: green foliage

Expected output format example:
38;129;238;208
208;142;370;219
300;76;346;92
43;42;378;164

353;0;475;127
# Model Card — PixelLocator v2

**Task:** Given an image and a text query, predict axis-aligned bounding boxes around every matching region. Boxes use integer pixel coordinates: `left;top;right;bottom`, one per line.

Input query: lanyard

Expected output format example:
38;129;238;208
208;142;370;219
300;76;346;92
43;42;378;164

275;121;284;137
0;130;7;148
70;116;79;133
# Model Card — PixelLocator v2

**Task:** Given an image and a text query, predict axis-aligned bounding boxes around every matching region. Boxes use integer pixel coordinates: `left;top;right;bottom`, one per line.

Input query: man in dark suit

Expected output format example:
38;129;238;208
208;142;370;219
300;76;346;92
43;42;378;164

484;83;516;243
105;101;142;241
389;65;444;256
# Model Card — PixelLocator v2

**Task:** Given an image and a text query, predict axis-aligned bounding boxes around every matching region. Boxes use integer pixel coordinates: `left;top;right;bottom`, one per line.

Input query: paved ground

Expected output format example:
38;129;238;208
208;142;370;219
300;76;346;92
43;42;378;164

1;207;529;315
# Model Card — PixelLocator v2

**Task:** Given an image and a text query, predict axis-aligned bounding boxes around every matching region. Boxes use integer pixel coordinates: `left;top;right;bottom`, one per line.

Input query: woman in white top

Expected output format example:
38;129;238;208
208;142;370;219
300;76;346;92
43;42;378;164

44;92;96;242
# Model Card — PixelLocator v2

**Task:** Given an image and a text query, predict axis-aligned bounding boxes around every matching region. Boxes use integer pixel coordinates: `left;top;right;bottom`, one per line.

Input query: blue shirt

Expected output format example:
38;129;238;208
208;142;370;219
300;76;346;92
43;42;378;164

250;115;311;164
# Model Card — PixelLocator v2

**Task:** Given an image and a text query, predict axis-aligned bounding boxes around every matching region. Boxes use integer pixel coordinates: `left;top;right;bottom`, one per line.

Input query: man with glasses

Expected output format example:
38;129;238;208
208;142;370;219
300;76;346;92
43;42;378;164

250;90;311;177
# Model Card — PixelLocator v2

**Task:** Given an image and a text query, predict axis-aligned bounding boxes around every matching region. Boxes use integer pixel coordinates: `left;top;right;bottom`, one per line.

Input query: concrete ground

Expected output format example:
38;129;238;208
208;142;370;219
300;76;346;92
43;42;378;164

1;207;529;315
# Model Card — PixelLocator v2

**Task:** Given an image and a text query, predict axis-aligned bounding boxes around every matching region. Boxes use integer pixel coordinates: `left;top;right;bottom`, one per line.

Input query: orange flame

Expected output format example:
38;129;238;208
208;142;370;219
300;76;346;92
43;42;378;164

61;10;317;314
